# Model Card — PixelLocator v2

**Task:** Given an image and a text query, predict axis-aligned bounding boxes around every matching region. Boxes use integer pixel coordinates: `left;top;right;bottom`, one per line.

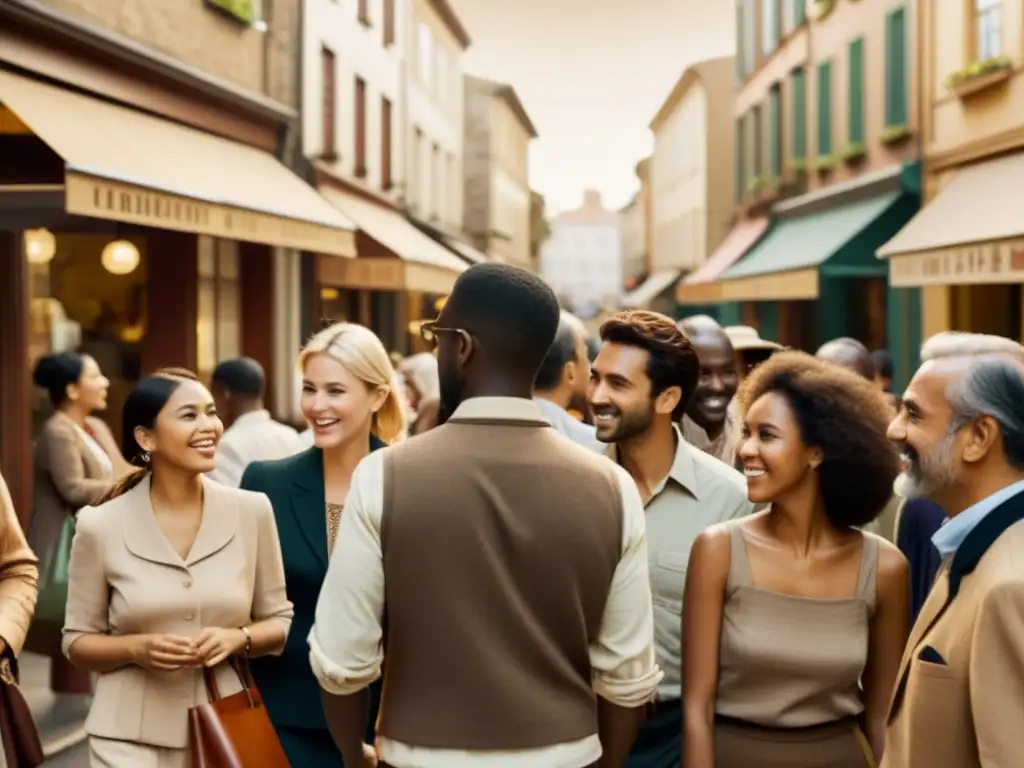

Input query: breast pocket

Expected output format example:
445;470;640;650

650;551;689;610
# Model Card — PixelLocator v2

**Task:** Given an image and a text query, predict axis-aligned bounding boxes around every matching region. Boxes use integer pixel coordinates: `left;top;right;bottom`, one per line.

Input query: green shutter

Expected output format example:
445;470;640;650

848;38;864;143
792;67;806;159
885;7;908;126
817;60;832;156
795;0;806;24
769;86;781;176
735;115;746;203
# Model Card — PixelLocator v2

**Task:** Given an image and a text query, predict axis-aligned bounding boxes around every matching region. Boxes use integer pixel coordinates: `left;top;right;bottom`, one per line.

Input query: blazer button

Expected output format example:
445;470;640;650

183;580;193;589
184;614;194;621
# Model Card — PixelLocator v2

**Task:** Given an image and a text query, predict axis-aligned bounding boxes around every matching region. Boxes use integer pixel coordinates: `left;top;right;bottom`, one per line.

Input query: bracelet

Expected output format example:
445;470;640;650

239;626;252;656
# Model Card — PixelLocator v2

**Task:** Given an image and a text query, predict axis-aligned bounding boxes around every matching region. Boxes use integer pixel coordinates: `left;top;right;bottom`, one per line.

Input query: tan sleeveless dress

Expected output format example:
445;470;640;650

712;523;877;767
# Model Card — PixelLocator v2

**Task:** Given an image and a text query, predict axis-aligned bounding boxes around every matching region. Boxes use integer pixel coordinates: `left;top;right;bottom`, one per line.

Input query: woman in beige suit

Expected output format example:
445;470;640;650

62;370;294;768
29;352;128;694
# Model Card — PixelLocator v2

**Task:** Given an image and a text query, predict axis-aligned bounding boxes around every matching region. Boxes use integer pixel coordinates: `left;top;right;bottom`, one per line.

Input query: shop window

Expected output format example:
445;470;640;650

794;0;806;25
975;0;1002;60
196;237;241;383
884;7;908;127
752;104;764;176
28;232;149;442
358;0;371;26
734;114;746;202
848;38;865;144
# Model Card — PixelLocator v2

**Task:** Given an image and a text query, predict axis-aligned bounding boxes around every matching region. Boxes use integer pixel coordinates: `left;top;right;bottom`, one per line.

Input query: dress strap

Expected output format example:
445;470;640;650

855;532;879;612
726;524;754;590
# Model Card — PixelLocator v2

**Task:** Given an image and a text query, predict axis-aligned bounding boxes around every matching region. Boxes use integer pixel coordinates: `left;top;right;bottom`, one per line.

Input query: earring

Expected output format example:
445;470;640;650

140;451;151;464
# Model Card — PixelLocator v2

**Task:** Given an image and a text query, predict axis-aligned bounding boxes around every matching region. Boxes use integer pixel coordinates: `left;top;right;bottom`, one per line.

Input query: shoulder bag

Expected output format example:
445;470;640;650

0;655;44;768
188;657;290;768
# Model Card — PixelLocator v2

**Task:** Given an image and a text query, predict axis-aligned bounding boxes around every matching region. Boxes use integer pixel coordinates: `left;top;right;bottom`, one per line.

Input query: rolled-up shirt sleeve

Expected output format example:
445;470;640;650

308;450;386;696
589;466;663;707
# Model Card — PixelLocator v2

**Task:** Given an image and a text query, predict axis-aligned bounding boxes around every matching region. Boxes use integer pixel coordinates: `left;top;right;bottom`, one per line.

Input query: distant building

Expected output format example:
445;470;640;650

462;75;538;270
540;190;622;317
529;190;549;273
644;56;735;314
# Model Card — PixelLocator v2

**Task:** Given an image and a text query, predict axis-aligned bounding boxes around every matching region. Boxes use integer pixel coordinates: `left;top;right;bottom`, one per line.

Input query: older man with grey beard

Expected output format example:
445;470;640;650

893;332;1024;621
882;350;1024;768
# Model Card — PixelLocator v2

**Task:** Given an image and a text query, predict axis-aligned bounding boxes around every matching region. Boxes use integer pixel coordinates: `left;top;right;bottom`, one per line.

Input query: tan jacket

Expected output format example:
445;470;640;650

29;412;117;553
882;517;1024;768
0;473;38;656
62;475;294;749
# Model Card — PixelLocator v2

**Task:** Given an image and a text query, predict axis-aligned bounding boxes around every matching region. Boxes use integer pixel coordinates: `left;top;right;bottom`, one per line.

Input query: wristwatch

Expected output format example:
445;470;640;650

239;626;253;656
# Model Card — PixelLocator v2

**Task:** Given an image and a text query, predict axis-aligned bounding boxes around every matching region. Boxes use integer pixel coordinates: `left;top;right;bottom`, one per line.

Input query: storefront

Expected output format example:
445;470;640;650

879;151;1024;346
676;216;770;326
316;178;466;354
619;270;682;316
687;165;920;360
0;15;356;518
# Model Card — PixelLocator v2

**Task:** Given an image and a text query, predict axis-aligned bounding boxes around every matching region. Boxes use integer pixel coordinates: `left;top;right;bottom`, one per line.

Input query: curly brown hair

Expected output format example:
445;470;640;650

600;310;699;420
737;350;899;529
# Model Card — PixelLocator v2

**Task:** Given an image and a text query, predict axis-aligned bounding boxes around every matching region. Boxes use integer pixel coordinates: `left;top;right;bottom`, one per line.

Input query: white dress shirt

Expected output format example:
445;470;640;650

207;410;305;487
308;396;661;768
932;479;1024;557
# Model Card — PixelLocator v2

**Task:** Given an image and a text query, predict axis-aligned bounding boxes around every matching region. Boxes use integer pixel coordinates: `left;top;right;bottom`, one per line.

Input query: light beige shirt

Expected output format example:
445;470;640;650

309;397;662;768
206;410;305;487
609;428;754;699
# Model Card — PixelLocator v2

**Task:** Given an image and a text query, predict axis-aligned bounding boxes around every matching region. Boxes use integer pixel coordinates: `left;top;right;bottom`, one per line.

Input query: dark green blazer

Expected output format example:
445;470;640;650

240;437;385;732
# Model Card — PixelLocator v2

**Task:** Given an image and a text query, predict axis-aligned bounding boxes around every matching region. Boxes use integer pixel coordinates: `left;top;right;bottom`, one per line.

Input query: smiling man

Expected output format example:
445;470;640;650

677;316;739;463
882;352;1024;768
590;310;753;768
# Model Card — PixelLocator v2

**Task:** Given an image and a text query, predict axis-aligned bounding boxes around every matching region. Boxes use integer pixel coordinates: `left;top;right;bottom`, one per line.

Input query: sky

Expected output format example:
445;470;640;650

450;0;736;214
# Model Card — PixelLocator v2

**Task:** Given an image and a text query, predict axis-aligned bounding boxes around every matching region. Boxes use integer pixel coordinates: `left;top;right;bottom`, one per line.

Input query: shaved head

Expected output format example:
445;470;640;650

816;337;875;380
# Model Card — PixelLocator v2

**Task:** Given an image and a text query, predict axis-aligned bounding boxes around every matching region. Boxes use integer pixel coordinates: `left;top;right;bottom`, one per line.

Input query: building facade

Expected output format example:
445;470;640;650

404;0;468;235
301;0;467;354
539;190;622;317
462;75;537;269
618;192;647;289
529;189;549;273
640;56;735;315
880;0;1024;348
1;0;356;517
681;0;921;383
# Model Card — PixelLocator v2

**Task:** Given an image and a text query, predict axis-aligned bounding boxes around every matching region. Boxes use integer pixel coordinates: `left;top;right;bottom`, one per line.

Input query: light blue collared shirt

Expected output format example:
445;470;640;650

931;479;1024;557
533;397;605;454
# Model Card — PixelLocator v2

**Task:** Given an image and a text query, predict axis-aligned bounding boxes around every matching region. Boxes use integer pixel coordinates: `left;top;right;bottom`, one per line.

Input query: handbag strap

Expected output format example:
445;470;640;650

202;656;256;706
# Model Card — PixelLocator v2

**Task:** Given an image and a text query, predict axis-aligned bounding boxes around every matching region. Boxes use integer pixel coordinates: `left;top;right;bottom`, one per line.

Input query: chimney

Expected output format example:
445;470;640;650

582;189;602;209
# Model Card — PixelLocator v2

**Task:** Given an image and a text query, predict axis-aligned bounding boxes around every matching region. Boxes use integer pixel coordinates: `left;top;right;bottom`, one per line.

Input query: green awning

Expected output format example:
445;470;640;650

722;191;904;282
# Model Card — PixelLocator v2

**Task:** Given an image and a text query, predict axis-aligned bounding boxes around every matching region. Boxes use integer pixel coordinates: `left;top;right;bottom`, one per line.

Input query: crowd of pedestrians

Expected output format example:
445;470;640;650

0;262;1020;767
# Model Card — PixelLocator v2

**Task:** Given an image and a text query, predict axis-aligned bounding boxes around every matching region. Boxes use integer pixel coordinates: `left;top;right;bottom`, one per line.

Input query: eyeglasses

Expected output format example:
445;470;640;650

419;319;465;348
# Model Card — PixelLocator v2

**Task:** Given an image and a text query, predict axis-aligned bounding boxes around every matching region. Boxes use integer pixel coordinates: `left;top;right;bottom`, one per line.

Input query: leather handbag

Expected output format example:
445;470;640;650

188;658;290;768
0;656;44;768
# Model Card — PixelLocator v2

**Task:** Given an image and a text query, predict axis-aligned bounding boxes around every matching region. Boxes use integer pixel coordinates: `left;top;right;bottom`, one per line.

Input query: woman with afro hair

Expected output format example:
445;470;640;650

682;351;910;767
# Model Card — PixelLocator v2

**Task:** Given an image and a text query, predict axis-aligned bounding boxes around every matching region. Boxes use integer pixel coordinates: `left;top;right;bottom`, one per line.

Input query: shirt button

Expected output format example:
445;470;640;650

183;580;192;589
184;614;194;621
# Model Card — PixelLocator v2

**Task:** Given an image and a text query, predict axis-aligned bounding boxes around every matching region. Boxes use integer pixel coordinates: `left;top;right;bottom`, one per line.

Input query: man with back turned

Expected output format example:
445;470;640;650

309;263;662;768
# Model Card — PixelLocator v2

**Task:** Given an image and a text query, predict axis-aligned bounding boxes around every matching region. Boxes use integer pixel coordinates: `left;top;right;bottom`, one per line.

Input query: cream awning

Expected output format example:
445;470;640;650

0;68;356;256
318;187;467;294
619;270;681;309
879;152;1024;287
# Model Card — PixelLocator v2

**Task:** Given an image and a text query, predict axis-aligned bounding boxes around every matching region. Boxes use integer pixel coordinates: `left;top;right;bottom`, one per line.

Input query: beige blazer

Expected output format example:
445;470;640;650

881;519;1024;768
62;475;294;749
0;473;38;656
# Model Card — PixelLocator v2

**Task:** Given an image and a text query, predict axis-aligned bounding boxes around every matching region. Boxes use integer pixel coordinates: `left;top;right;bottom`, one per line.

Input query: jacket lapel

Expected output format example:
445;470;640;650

187;477;238;566
887;490;1024;721
287;448;328;571
120;475;186;569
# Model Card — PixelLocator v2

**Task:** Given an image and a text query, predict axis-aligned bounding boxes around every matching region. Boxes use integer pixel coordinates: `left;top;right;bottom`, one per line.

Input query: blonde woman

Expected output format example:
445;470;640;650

240;323;405;766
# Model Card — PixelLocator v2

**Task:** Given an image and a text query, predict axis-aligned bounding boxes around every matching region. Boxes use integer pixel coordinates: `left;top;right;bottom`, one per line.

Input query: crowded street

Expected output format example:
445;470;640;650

4;0;1024;766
